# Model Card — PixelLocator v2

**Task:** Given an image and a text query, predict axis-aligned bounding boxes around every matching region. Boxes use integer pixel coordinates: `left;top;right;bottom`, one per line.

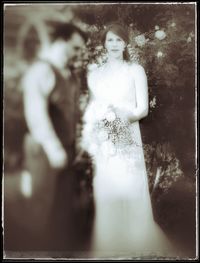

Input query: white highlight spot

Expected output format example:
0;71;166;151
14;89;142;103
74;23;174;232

20;170;32;198
157;51;163;58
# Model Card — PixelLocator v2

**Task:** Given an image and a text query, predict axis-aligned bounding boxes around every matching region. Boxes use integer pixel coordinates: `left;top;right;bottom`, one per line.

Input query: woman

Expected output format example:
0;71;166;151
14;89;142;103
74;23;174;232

81;23;173;258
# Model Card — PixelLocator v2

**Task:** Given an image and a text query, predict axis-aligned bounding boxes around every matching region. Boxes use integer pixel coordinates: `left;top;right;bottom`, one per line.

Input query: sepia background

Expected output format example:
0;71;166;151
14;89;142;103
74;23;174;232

3;3;197;259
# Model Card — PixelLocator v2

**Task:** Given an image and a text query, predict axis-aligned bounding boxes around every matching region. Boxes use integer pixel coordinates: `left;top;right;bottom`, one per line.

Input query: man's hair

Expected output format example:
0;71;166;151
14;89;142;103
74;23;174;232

46;21;88;43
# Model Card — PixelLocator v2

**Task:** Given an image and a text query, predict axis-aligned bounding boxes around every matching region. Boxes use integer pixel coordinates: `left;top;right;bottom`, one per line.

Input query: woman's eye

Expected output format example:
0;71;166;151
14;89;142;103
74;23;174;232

117;38;122;42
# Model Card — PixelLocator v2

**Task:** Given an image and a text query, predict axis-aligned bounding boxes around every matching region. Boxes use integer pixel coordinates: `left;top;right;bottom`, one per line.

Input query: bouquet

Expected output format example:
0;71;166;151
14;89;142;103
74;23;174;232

93;105;140;154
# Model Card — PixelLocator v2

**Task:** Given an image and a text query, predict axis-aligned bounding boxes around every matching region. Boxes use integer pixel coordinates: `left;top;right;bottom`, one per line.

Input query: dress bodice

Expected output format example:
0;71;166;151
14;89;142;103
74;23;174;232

87;62;137;117
82;61;145;157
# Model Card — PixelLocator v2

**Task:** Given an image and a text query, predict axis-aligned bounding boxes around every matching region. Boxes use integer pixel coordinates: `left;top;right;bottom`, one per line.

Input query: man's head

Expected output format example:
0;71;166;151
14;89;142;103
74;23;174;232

44;22;88;69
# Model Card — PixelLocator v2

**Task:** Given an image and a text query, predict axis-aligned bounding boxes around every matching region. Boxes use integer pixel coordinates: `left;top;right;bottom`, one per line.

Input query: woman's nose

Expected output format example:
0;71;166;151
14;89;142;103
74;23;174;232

112;41;118;47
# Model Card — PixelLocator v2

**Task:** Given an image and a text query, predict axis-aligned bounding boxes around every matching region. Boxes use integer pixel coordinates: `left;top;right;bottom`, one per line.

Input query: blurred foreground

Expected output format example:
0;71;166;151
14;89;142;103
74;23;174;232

3;168;196;259
4;163;94;258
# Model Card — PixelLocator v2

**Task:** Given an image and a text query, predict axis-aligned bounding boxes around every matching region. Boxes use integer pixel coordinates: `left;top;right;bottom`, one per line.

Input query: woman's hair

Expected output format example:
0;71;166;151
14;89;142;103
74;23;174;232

101;22;130;61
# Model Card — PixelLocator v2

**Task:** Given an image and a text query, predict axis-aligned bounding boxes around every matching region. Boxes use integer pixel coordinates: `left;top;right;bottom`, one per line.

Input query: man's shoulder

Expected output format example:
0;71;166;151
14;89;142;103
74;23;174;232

25;60;55;79
22;60;56;93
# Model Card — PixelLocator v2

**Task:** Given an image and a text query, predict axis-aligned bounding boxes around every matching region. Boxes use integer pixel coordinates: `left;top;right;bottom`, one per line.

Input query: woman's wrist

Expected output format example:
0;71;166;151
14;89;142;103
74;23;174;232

126;111;138;123
103;106;138;123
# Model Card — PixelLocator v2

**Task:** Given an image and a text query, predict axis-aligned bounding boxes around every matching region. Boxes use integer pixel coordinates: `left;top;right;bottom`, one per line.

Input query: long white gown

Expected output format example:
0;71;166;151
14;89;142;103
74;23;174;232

81;61;174;258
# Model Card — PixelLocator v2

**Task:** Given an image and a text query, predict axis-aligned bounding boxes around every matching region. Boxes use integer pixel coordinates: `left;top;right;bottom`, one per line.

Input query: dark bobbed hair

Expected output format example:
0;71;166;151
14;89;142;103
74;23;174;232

101;22;130;61
19;21;88;63
46;21;88;43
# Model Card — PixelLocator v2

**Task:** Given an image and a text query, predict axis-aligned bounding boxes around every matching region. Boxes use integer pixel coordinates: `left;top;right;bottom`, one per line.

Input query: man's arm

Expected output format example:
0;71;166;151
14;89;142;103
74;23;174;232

22;62;68;169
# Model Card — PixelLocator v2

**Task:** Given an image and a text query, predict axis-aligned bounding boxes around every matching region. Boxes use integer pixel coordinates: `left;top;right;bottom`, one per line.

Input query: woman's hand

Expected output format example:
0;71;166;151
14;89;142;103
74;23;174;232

105;106;117;122
104;105;138;123
114;107;137;123
127;113;138;123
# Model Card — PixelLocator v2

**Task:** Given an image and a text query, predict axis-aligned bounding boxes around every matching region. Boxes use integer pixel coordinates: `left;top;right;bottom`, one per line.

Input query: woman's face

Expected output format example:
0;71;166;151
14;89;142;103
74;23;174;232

104;31;126;59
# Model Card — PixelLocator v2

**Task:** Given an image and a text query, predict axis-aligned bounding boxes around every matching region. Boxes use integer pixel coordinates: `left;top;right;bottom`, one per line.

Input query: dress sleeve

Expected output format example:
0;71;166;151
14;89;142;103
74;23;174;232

22;62;65;157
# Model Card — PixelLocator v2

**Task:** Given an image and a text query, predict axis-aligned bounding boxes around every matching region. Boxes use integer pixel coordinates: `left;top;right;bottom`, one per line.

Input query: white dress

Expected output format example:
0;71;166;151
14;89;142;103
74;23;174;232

81;61;174;258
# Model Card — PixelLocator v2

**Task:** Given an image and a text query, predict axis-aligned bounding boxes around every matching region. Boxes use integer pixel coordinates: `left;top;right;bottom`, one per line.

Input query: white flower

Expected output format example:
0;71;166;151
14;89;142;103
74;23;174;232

89;25;98;32
135;34;146;47
150;97;157;108
155;25;160;30
187;37;192;43
170;22;176;27
105;111;116;122
189;32;195;38
155;30;167;40
97;55;107;65
157;51;163;58
95;45;104;51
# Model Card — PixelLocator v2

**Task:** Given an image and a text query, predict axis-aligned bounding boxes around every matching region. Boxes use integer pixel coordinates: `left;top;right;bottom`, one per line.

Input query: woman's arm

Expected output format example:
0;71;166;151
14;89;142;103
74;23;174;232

128;64;149;122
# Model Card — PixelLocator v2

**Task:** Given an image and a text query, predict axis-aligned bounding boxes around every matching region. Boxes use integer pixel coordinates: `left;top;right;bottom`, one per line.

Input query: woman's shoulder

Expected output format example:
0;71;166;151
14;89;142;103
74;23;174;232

87;63;105;80
87;63;99;71
87;62;104;74
128;61;145;71
86;63;105;91
127;62;146;77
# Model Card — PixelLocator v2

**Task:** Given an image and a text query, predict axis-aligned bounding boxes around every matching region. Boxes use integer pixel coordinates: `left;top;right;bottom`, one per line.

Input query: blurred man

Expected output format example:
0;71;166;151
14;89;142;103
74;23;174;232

21;22;87;250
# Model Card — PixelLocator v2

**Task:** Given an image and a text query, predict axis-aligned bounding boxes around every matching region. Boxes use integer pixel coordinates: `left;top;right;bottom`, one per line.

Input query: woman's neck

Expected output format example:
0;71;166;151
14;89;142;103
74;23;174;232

106;57;124;67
